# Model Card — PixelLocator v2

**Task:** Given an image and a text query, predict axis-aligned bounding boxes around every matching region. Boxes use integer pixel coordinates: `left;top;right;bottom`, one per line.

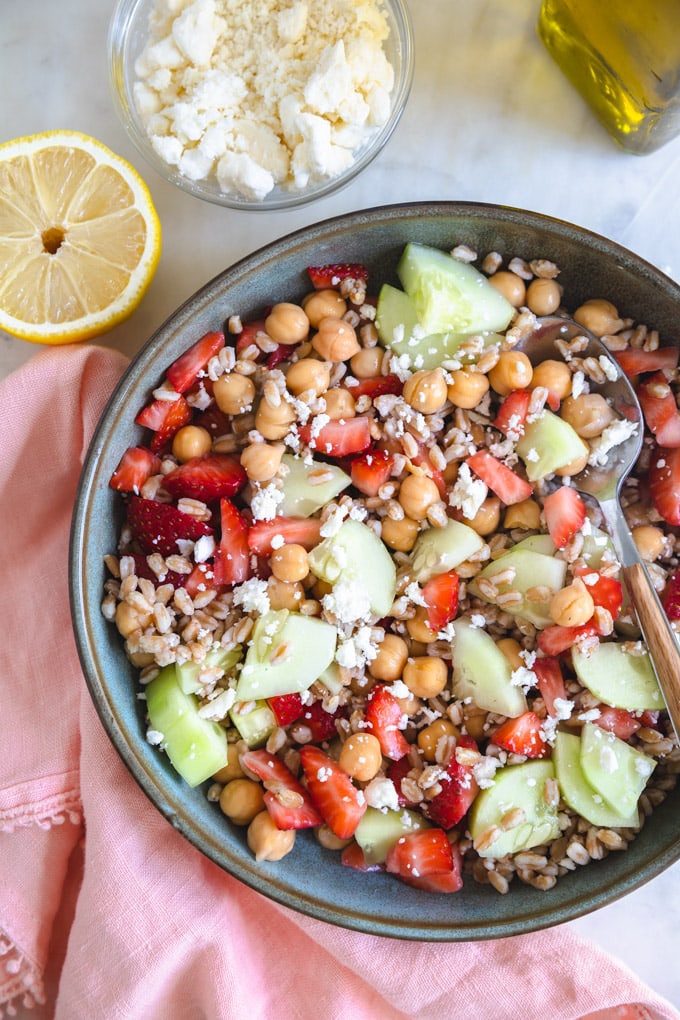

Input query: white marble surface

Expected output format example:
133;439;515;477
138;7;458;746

2;0;680;1011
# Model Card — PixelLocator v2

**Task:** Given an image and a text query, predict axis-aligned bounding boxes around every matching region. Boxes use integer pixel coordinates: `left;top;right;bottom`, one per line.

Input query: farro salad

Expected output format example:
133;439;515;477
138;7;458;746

102;241;680;895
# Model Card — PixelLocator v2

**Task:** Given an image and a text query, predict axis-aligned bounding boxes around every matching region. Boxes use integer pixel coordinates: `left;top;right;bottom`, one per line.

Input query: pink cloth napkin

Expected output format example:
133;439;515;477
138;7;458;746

1;343;678;1020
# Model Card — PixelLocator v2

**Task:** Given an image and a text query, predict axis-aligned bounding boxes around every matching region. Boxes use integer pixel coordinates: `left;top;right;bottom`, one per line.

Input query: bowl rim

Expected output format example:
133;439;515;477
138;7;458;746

70;200;680;940
106;0;415;210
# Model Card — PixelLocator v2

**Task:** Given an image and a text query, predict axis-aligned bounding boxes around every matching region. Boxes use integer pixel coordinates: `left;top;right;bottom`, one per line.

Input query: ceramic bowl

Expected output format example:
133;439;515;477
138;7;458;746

107;0;414;210
70;202;680;940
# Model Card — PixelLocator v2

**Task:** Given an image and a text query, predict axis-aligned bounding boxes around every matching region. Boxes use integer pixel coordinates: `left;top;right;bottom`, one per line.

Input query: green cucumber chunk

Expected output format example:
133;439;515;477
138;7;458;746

580;525;615;569
579;721;656;817
553;730;640;828
451;618;527;718
354;806;429;865
229;700;277;748
411;518;484;584
571;641;664;712
468;544;567;630
516;409;589;481
145;665;228;787
176;645;242;695
308;518;397;618
279;454;351;518
468;760;560;859
235;609;337;701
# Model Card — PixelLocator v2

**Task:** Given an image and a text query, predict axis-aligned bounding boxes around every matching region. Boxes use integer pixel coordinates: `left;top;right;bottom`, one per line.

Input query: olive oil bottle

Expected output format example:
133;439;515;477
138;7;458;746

538;0;680;154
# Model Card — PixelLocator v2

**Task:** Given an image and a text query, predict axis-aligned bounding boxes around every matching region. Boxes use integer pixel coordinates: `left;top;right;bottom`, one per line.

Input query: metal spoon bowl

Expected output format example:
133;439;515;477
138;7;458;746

518;315;680;738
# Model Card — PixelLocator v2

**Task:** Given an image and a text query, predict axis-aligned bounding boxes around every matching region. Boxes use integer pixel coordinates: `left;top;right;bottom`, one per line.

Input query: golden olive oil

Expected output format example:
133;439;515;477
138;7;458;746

538;0;680;153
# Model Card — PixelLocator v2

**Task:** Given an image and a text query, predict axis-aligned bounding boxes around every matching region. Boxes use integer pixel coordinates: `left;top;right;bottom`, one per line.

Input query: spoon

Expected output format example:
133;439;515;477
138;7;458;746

518;315;680;740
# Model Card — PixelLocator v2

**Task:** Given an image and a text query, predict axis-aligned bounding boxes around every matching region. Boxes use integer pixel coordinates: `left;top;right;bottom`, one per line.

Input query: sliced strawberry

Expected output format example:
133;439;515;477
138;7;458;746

298;416;372;457
350;448;394;497
136;396;192;453
109;446;161;493
299;745;367;839
492;711;549;758
637;372;680;447
614;347;679;378
422;735;479;829
166;331;225;393
648;445;680;526
592;705;642;740
126;495;213;557
532;656;567;717
537;620;600;656
493;388;531;437
396;842;464;894
385;828;454;881
421;570;459;632
345;374;403;399
662;569;680;620
364;685;410;761
298;701;348;742
386;756;413;807
306;263;369;290
341;841;384;873
240;749;322;830
412;443;447;499
267;693;305;728
164;454;247;503
573;566;623;619
247;516;323;557
213;498;251;586
543;485;586;548
266;344;290;370
184;561;218;596
193;404;230;440
235;318;269;357
465;449;533;506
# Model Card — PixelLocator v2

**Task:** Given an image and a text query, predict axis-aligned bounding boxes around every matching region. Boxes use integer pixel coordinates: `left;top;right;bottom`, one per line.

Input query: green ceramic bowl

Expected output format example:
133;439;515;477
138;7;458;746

70;202;680;940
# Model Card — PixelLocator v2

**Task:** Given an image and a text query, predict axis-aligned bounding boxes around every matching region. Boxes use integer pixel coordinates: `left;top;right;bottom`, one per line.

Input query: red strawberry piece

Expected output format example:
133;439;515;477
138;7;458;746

266;344;290;370
126;496;213;557
109;446;161;493
350;448;394;497
299;745;367;839
532;656;567;717
240;749;322;830
164;454;247;503
297;700;348;742
396;842;464;894
267;693;305;728
592;705;642;740
649;445;680;526
411;443;447;499
662;569;680;619
537;620;600;656
385;828;454;882
193;404;230;440
247;516;323;557
493;388;531;437
135;395;192;453
341;841;384;873
543;485;586;548
386;756;414;807
166;331;225;393
235;318;269;357
298;416;372;457
421;570;459;632
636;371;680;447
422;735;479;829
364;685;410;761
492;711;549;758
184;561;218;596
213;498;251;586
345;374;403;399
465;449;533;505
306;263;369;290
614;347;679;378
573;566;623;619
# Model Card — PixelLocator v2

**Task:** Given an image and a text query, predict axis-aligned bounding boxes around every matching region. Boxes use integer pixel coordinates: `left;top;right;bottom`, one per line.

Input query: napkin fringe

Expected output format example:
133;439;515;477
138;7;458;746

0;790;82;834
0;930;45;1019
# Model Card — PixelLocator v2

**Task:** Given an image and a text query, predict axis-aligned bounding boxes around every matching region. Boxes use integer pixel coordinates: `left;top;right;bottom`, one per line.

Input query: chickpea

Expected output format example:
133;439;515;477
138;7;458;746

560;393;616;438
393;690;422;716
447;369;490;410
213;372;256;415
381;514;420;552
302;288;347;327
219;778;265;826
255;395;296;440
549;578;595;627
417;719;459;762
632;524;665;562
488;270;526;307
271;543;309;583
322;387;356;420
402;368;449;415
247;810;296;862
488;350;534;396
115;601;151;639
463;705;488;741
504;498;541;530
530;359;572;401
398;473;440;520
406;605;437;644
312;317;361;362
466;495;501;537
265;302;310;345
213;743;245;784
286;358;331;396
526;277;562;316
267;576;305;610
573;298;624;337
369;633;409;681
316;824;353;850
554;441;590;476
339;733;383;781
402;656;448;699
171;424;212;462
349;346;384;379
240;441;284;482
496;637;524;671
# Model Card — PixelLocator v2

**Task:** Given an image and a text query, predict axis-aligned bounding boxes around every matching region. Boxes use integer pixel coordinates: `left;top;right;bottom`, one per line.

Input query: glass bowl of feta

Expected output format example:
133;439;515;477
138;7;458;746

107;0;415;210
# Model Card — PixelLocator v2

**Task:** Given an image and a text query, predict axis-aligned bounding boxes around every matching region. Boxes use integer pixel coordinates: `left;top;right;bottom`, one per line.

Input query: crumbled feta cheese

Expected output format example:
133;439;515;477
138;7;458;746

232;577;271;615
448;462;488;519
322;578;371;623
198;687;236;720
472;755;499;789
193;534;215;563
250;482;285;521
364;775;400;811
588;418;639;467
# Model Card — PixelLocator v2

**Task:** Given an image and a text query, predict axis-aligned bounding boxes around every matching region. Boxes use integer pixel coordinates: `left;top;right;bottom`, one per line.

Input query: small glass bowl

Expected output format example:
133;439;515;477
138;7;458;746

107;0;414;211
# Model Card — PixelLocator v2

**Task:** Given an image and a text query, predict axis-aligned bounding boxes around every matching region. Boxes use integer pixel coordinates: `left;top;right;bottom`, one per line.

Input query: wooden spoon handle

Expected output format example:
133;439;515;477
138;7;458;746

622;561;680;735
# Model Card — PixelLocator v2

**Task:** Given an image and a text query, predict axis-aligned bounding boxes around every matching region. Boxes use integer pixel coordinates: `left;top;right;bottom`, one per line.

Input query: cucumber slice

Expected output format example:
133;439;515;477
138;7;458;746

516;409;589;481
571;641;664;711
176;644;243;694
579;525;615;569
396;243;515;335
308;518;397;617
450;618;527;718
553;730;640;828
279;454;351;518
235;610;337;701
229;700;277;748
411;518;484;584
145;665;228;787
354;806;429;865
468;760;560;859
468;545;567;629
579;722;656;817
511;533;557;556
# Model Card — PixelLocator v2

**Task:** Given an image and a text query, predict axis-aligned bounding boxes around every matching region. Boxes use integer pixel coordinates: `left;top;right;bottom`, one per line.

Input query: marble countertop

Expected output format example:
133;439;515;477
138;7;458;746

2;0;680;1011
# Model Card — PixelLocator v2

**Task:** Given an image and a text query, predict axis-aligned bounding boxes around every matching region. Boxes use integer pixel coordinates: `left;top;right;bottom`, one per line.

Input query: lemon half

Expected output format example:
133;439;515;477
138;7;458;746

0;130;161;344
